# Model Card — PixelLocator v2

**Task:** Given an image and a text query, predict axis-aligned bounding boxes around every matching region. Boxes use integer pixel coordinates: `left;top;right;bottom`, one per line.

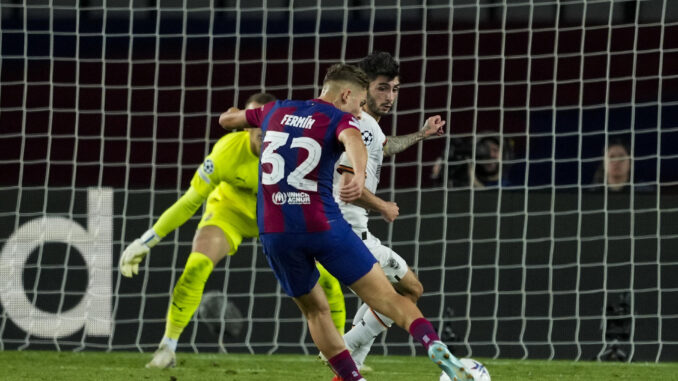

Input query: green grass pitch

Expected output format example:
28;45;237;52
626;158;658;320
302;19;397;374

1;350;677;380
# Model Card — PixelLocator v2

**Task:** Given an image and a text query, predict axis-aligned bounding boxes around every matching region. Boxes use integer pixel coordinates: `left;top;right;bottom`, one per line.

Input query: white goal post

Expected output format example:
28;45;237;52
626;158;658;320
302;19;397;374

1;0;678;362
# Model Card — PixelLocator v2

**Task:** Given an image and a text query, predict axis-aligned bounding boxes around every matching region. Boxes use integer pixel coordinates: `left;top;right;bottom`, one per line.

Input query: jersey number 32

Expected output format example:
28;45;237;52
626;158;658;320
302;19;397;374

261;131;321;192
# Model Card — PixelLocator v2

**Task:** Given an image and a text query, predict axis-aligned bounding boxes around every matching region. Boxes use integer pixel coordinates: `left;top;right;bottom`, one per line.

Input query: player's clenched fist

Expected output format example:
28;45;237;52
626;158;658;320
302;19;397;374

422;115;445;137
379;201;399;223
119;229;161;278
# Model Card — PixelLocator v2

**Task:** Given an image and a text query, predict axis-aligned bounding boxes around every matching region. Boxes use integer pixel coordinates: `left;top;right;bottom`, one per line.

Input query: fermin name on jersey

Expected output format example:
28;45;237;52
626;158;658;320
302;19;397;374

281;114;316;129
272;191;311;205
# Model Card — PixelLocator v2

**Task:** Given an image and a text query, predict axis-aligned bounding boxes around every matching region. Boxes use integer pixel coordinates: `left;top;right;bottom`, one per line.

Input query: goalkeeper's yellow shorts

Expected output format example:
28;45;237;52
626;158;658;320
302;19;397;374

197;185;258;256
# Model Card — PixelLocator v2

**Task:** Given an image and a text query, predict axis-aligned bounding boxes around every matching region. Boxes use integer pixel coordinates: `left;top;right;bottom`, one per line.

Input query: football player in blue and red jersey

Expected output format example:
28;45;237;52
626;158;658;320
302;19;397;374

220;64;469;381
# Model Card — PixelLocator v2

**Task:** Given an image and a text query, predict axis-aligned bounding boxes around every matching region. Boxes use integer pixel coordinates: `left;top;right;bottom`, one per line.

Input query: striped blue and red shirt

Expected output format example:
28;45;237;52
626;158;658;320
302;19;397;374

245;99;360;233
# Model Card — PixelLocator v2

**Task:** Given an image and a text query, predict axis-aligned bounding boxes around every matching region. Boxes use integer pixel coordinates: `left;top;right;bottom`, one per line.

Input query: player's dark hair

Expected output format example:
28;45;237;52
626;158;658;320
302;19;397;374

358;51;400;81
323;64;369;89
245;92;276;107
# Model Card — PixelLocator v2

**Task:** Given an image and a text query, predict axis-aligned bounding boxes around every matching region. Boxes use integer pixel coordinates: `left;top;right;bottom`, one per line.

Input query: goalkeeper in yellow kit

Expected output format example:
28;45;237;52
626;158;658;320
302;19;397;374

119;93;346;368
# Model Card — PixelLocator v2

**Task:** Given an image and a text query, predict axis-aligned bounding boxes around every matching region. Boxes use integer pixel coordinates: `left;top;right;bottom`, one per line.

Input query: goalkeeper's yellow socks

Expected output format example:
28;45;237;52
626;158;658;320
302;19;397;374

328;295;346;335
164;252;214;341
316;263;346;334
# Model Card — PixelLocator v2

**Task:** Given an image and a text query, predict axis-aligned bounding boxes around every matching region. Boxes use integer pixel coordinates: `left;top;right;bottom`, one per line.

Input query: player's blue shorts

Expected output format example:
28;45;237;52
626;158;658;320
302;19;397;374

260;218;377;297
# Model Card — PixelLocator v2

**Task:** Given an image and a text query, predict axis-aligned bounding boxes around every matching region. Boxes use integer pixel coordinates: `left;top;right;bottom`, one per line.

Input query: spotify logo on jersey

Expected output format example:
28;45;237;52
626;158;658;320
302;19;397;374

0;188;113;338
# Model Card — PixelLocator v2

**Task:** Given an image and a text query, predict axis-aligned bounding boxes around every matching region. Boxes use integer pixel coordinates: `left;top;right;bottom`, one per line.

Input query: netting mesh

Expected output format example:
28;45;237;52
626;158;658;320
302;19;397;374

1;0;678;361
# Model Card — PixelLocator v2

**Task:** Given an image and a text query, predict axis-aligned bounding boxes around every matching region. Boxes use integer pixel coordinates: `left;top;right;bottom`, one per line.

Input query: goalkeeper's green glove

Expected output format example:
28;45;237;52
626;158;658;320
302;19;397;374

119;229;161;278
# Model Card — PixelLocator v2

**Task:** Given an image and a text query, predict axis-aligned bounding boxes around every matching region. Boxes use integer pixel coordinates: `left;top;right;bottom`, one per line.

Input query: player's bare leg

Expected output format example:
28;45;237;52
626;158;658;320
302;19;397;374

394;269;423;302
349;265;419;328
345;268;423;369
147;225;228;369
348;264;471;381
351;267;422;324
293;283;365;381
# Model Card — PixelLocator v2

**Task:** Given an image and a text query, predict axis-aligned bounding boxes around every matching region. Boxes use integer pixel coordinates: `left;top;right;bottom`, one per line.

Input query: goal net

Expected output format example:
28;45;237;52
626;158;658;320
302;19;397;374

1;0;678;362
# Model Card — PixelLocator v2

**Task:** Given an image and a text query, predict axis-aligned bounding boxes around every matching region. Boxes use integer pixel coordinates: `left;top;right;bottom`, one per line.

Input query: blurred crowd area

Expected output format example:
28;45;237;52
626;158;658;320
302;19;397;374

1;1;677;191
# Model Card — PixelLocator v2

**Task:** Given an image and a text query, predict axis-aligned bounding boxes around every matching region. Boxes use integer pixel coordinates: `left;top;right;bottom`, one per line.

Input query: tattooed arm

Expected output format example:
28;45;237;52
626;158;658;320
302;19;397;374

383;115;446;157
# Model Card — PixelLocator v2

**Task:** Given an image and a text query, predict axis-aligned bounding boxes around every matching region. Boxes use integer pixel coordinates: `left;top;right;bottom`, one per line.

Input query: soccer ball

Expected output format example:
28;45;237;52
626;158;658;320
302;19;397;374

439;358;490;381
198;291;244;338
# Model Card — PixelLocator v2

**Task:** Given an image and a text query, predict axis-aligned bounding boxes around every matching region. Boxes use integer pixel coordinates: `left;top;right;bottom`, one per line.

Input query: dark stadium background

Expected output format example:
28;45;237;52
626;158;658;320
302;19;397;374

2;2;678;189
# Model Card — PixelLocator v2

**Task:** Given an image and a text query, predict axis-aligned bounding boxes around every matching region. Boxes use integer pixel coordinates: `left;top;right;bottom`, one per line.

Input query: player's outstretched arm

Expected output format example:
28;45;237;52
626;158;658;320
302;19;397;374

119;229;160;277
383;115;445;157
119;187;206;278
338;128;367;202
219;108;252;130
340;171;399;222
360;188;399;222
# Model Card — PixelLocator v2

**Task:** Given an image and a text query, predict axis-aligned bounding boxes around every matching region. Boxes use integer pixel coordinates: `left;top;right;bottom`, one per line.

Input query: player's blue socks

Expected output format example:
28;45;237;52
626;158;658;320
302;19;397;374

328;349;363;381
408;317;440;351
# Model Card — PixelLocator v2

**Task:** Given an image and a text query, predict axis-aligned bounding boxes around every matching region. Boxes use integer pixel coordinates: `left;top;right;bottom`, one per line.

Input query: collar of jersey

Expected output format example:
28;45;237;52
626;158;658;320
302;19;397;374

310;98;333;106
